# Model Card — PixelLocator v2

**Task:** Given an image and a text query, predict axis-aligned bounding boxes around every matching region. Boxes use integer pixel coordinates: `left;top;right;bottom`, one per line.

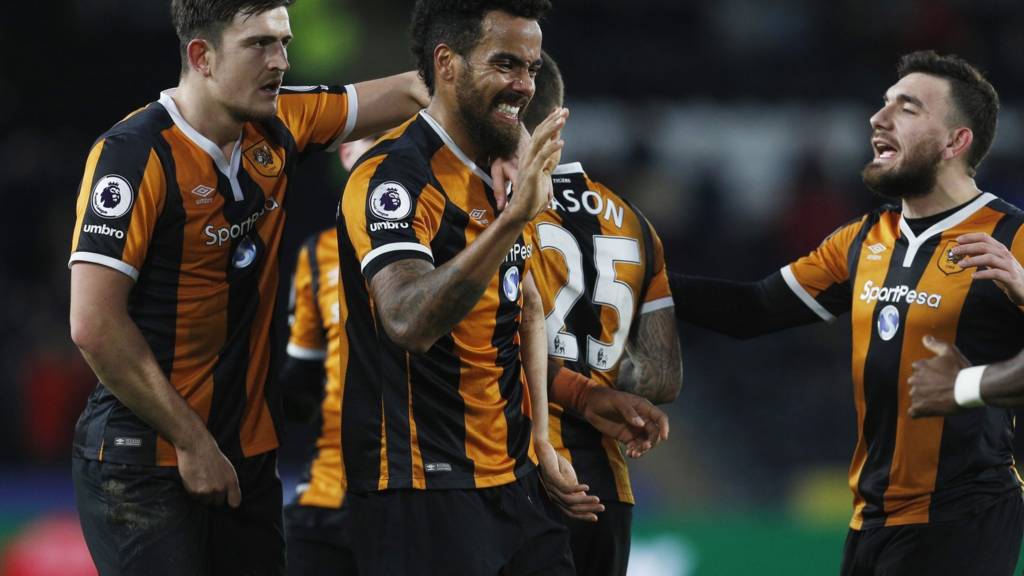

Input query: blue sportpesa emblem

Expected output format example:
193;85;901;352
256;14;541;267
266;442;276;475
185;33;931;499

502;266;521;301
233;236;258;269
876;304;900;341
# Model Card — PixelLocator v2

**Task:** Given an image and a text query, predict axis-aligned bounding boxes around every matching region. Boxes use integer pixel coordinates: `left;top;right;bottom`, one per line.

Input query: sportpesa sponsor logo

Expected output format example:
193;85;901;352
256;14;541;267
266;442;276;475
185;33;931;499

204;198;279;246
83;223;125;239
859;280;942;309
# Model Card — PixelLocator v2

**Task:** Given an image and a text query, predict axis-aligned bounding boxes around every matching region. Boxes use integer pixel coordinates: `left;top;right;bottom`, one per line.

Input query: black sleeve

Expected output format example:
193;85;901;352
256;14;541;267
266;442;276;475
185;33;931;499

279;356;327;422
668;271;823;339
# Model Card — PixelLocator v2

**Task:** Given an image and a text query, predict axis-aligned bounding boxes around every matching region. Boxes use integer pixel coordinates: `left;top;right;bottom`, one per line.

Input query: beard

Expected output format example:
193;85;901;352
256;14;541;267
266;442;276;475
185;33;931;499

861;140;942;201
455;71;523;160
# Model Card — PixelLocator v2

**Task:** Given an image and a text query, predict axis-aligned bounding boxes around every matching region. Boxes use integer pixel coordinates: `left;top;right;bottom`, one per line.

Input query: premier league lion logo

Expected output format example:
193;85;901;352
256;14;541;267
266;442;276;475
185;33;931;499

91;174;133;219
369;181;412;220
101;181;122;209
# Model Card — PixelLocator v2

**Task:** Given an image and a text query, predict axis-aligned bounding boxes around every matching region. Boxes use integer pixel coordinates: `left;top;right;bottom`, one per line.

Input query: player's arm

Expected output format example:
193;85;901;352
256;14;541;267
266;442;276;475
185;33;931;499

521;273;602;522
70;263;240;507
348;71;430;141
616;308;682;404
668;272;822;339
909;336;1024;417
369;109;566;353
280;241;327;422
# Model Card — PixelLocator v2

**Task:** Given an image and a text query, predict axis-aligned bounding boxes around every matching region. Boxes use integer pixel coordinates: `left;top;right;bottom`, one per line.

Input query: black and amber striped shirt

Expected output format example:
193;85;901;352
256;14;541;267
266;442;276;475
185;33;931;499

287;229;349;508
338;111;536;492
69;85;358;466
529;163;673;504
784;193;1024;528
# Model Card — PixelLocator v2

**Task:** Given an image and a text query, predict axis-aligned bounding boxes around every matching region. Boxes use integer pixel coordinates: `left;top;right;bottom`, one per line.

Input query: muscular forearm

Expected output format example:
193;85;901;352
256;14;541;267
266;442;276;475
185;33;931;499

349;71;430;141
616;308;682;404
372;213;531;353
74;314;208;450
978;349;1024;407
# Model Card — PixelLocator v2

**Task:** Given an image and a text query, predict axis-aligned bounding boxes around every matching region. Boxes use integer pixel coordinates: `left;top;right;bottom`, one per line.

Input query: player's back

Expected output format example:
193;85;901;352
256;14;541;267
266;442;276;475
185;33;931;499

529;162;673;504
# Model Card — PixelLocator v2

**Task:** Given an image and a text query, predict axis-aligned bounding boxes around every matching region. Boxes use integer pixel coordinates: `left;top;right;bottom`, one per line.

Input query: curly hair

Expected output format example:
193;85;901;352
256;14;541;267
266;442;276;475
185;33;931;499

170;0;294;74
410;0;552;95
897;50;999;177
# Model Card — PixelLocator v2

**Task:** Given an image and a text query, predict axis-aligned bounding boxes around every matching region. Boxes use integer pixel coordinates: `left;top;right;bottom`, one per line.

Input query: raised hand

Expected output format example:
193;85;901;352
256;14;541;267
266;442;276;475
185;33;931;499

953;233;1024;305
908;335;972;418
503;107;567;223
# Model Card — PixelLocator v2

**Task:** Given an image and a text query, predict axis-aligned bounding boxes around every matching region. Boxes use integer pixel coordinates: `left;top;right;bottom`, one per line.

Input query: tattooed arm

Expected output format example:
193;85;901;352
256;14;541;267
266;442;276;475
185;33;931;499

616;308;682;404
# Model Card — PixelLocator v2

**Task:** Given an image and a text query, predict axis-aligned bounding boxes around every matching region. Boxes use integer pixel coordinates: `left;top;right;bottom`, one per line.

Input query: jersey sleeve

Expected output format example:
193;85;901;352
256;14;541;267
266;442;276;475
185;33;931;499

781;216;866;321
287;241;327;361
68;132;166;281
339;152;444;281
276;85;358;156
639;218;673;314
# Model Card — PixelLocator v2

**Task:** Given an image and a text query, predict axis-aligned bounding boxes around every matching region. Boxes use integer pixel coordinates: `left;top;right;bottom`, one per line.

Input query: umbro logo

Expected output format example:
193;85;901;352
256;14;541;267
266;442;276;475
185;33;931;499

191;185;216;205
866;243;886;261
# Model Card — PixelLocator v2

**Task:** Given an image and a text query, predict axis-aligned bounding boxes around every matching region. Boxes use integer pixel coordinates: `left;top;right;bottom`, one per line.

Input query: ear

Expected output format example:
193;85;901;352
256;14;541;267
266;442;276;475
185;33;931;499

434;44;458;86
943;126;973;162
186;38;213;76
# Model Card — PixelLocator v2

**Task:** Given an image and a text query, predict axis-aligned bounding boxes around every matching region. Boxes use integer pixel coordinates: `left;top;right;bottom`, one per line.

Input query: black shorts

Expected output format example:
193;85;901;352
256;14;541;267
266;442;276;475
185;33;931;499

346;469;574;576
72;451;284;576
841;489;1024;576
558;500;633;576
283;501;356;576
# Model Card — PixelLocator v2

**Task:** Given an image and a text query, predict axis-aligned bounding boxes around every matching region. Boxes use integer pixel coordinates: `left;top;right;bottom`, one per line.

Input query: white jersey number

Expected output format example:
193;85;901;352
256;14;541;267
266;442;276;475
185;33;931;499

536;222;641;372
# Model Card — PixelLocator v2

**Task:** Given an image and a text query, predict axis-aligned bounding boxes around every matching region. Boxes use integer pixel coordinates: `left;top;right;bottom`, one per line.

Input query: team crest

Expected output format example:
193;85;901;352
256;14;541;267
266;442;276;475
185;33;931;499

244;141;283;177
90;174;134;219
937;240;966;275
369;182;412;221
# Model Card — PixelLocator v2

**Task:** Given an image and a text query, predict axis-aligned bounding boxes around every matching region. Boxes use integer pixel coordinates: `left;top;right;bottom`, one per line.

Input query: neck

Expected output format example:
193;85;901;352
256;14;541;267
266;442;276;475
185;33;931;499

173;76;244;150
425;99;486;165
901;169;981;218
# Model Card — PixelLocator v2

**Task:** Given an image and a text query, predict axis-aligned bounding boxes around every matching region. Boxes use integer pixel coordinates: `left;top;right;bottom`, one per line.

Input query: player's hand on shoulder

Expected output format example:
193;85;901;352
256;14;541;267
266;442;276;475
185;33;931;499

503;108;567;224
953;233;1024;306
908;335;971;418
175;432;242;508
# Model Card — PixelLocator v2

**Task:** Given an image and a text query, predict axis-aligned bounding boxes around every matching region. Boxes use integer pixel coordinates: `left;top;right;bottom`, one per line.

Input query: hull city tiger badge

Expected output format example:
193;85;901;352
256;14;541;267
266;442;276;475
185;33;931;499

937;240;966;275
244;141;283;178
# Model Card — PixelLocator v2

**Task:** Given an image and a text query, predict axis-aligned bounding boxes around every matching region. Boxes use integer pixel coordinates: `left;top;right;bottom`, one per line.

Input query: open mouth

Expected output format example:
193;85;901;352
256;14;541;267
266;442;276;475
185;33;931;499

494;102;523;124
872;138;898;161
260;80;282;95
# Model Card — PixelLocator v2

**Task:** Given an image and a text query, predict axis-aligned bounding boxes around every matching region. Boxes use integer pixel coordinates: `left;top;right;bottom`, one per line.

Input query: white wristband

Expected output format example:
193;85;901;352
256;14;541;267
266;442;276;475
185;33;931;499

954;365;987;408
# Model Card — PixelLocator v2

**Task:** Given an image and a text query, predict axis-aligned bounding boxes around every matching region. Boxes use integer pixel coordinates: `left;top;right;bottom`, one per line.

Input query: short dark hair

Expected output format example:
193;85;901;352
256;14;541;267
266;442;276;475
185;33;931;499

171;0;294;74
896;50;999;177
410;0;552;95
523;50;563;132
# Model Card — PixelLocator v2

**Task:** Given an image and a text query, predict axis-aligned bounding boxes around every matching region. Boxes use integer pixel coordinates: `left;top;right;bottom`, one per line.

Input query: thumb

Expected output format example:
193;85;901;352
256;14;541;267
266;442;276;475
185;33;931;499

617;397;645;428
921;335;951;357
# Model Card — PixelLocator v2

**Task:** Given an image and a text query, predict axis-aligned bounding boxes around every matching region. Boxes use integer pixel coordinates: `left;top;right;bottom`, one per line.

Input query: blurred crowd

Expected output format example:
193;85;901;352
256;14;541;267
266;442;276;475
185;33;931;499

2;0;1024;512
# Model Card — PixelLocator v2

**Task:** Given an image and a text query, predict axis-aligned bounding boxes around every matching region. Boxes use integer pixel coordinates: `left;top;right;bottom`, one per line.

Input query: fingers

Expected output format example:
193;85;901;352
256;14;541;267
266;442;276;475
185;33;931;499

921;335;951;357
526;108;567;163
543;485;603;522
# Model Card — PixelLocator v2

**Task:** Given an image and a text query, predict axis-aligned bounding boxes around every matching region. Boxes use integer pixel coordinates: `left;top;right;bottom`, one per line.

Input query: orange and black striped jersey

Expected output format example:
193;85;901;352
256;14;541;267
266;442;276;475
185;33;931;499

287;229;349;509
528;162;673;504
69;85;358;466
784;193;1024;529
338;111;536;492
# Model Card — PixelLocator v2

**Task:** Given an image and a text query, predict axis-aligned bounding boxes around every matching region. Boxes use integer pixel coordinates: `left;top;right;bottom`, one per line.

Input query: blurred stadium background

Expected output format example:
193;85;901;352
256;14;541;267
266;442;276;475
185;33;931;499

2;0;1024;574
